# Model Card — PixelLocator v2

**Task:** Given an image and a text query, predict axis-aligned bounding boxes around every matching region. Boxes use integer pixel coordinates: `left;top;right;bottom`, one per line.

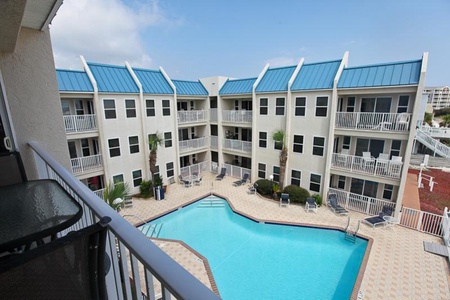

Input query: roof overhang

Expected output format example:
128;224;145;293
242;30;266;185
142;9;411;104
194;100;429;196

0;0;63;53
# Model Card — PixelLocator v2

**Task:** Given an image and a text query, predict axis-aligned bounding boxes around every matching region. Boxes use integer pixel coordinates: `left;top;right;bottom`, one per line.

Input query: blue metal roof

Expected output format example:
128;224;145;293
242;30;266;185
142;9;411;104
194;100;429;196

338;59;422;88
56;69;94;92
172;80;207;96
219;77;257;95
132;68;174;94
291;60;341;91
255;66;296;93
87;62;139;93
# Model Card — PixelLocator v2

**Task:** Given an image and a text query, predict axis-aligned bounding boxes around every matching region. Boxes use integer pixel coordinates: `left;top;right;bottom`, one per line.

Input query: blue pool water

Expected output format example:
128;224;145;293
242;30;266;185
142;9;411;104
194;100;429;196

139;196;367;300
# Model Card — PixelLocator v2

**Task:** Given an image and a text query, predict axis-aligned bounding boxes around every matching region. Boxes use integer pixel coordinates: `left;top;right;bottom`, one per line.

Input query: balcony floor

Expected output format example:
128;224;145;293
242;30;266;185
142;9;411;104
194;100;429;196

120;173;449;299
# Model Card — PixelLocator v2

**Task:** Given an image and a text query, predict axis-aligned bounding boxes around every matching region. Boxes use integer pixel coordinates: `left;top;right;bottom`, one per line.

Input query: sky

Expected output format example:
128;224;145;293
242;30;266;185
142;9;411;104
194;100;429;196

51;0;450;86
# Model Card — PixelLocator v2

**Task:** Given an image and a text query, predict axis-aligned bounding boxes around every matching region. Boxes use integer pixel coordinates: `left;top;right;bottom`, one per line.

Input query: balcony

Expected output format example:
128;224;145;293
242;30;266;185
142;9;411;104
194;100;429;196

222;139;252;153
177;110;207;124
222;110;252;123
70;154;103;175
29;142;219;300
210;136;218;150
335;112;411;132
63;115;97;133
179;136;209;154
331;153;403;179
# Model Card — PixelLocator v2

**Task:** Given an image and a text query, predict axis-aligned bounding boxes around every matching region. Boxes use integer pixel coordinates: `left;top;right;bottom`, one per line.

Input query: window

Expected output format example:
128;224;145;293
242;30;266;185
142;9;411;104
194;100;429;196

259;132;267;148
112;174;124;184
291;170;301;186
258;163;266;179
132;170;142;187
397;95;409;113
315;97;328;117
274;139;283;150
81;139;90;156
146;99;155;117
338;176;346;189
350;179;378;198
390;140;401;158
164;132;172;148
273;166;280;183
162;100;170;116
346;97;355;112
129;136;139;154
103;99;116;119
295;97;306;116
259;98;268;115
75;100;84;115
275;97;285;115
293;135;304;153
310;173;321;192
108;138;120;157
125;99;136;118
342;136;351;150
313;137;325;156
166;162;174;178
383;184;394;200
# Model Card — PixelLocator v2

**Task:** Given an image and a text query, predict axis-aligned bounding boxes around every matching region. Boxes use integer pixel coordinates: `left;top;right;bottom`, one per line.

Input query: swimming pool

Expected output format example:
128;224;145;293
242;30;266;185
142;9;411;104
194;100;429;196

139;195;368;299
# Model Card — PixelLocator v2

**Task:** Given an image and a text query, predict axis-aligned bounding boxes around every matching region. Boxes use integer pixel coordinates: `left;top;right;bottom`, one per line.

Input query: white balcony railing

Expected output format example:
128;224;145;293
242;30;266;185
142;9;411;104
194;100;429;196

177;110;207;124
210;136;218;150
331;153;403;179
210;108;218;122
328;187;444;237
418;125;450;138
335;112;411;132
179;161;210;178
222;139;252;153
223;163;251;181
29;142;220;300
179;136;209;153
70;154;103;175
63;114;97;133
222;110;252;123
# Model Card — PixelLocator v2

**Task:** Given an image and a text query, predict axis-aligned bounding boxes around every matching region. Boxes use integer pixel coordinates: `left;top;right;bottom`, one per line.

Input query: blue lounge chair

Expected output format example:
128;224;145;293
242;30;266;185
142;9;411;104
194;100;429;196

327;193;348;215
215;168;226;180
362;205;394;228
233;173;249;186
280;193;290;207
248;183;258;194
305;197;318;213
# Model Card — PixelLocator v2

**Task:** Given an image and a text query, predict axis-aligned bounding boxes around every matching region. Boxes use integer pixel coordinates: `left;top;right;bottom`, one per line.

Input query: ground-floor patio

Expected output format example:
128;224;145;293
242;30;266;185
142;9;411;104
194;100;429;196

120;173;450;299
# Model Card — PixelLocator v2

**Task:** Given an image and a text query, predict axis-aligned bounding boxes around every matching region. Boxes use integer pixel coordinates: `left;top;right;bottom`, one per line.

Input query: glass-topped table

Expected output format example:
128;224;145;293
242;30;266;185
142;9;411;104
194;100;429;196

0;180;83;253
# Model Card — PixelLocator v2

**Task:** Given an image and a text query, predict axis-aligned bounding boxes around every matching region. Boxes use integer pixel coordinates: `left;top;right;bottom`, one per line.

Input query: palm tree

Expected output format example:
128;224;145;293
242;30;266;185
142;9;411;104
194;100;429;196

423;112;432;126
441;114;450;127
272;129;287;190
149;131;163;189
103;181;130;211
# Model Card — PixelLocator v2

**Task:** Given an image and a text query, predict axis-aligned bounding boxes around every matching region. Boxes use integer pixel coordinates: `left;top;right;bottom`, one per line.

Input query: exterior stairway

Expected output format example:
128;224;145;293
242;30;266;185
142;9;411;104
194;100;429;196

415;129;450;159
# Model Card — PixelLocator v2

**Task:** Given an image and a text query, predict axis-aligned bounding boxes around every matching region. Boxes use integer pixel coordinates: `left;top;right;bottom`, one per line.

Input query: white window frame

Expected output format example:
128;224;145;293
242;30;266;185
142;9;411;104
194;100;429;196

293;135;304;153
125;99;136;118
291;169;301;186
397;95;409;113
128;135;139;154
275;97;285;116
164;132;172;148
132;169;142;187
103;99;116;119
309;173;322;193
259;131;267;148
312;136;325;156
259;98;268;115
108;138;120;157
162;99;170;116
258;163;266;179
112;174;124;184
315;96;328;117
146;99;155;117
295;97;306;116
166;162;174;178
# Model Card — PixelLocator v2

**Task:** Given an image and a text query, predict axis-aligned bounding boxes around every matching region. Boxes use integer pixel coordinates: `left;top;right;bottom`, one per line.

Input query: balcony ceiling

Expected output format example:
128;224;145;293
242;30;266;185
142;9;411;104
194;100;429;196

0;0;62;53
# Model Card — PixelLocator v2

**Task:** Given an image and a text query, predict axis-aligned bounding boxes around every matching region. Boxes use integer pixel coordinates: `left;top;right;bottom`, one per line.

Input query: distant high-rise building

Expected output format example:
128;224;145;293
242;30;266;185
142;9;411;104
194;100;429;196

423;86;450;109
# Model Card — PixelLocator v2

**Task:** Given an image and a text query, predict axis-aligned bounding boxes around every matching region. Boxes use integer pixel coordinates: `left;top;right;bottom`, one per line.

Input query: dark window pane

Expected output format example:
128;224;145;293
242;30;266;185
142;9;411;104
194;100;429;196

295;107;305;116
260;107;268;115
316;107;327;117
294;144;303;153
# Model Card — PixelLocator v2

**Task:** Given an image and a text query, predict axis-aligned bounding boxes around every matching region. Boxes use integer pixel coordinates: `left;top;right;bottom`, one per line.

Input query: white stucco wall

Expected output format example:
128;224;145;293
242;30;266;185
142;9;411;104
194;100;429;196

0;27;70;177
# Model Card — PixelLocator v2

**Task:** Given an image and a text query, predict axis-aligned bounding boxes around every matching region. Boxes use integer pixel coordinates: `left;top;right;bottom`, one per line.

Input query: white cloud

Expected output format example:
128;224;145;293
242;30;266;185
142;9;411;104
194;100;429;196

50;0;177;69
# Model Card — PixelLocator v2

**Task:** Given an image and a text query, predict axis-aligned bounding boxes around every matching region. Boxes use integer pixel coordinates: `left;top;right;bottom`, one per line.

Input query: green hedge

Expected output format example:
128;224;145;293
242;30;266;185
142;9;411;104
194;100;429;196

140;180;153;198
282;185;310;204
255;179;272;195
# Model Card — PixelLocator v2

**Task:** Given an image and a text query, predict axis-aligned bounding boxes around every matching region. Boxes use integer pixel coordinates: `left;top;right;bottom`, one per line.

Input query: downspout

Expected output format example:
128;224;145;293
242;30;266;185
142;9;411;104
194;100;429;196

323;51;349;201
285;58;304;188
160;67;178;180
125;62;148;180
80;56;110;183
251;63;270;180
395;52;429;217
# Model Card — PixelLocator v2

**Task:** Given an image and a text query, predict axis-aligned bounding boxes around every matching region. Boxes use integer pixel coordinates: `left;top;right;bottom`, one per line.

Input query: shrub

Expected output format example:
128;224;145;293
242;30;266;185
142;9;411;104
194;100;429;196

140;180;153;198
255;179;272;195
434;107;450;117
312;193;323;206
104;181;131;210
282;185;310;204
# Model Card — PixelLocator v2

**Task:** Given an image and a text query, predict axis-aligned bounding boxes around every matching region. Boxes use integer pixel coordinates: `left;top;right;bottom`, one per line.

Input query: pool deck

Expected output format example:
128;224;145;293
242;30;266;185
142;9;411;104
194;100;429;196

120;173;450;300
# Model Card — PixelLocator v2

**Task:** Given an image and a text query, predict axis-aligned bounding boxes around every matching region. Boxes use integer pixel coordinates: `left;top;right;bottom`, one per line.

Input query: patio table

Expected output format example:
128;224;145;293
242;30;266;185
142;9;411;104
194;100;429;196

0;180;83;253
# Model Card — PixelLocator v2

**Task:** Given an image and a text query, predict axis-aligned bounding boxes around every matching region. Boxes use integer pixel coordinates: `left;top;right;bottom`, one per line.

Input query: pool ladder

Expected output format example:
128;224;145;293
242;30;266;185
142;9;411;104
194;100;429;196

344;217;360;243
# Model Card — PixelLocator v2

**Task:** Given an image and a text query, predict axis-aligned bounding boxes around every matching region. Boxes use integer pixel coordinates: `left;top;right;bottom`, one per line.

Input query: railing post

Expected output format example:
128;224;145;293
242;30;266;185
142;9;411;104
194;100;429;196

417;210;423;231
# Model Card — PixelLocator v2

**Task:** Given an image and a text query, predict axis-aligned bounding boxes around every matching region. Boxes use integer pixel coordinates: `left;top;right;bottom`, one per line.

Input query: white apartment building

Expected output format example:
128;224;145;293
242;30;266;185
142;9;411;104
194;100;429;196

424;86;450;109
57;52;427;216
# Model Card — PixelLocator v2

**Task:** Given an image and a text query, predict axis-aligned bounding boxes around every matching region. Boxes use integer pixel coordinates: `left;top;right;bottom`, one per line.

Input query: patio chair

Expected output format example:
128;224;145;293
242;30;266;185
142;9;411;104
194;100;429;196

248;183;258;194
0;217;111;299
396;113;410;130
327;193;349;215
0;151;27;187
279;193;290;207
215;167;226;180
233;173;249;186
305;197;318;213
193;176;202;186
362;205;394;228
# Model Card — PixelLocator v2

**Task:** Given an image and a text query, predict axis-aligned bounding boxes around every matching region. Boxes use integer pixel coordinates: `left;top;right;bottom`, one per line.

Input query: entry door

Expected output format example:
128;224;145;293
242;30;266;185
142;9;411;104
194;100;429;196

355;138;385;158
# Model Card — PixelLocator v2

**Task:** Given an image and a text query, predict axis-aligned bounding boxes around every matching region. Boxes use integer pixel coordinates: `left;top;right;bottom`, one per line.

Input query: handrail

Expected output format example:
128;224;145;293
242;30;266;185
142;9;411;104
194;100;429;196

29;141;220;300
